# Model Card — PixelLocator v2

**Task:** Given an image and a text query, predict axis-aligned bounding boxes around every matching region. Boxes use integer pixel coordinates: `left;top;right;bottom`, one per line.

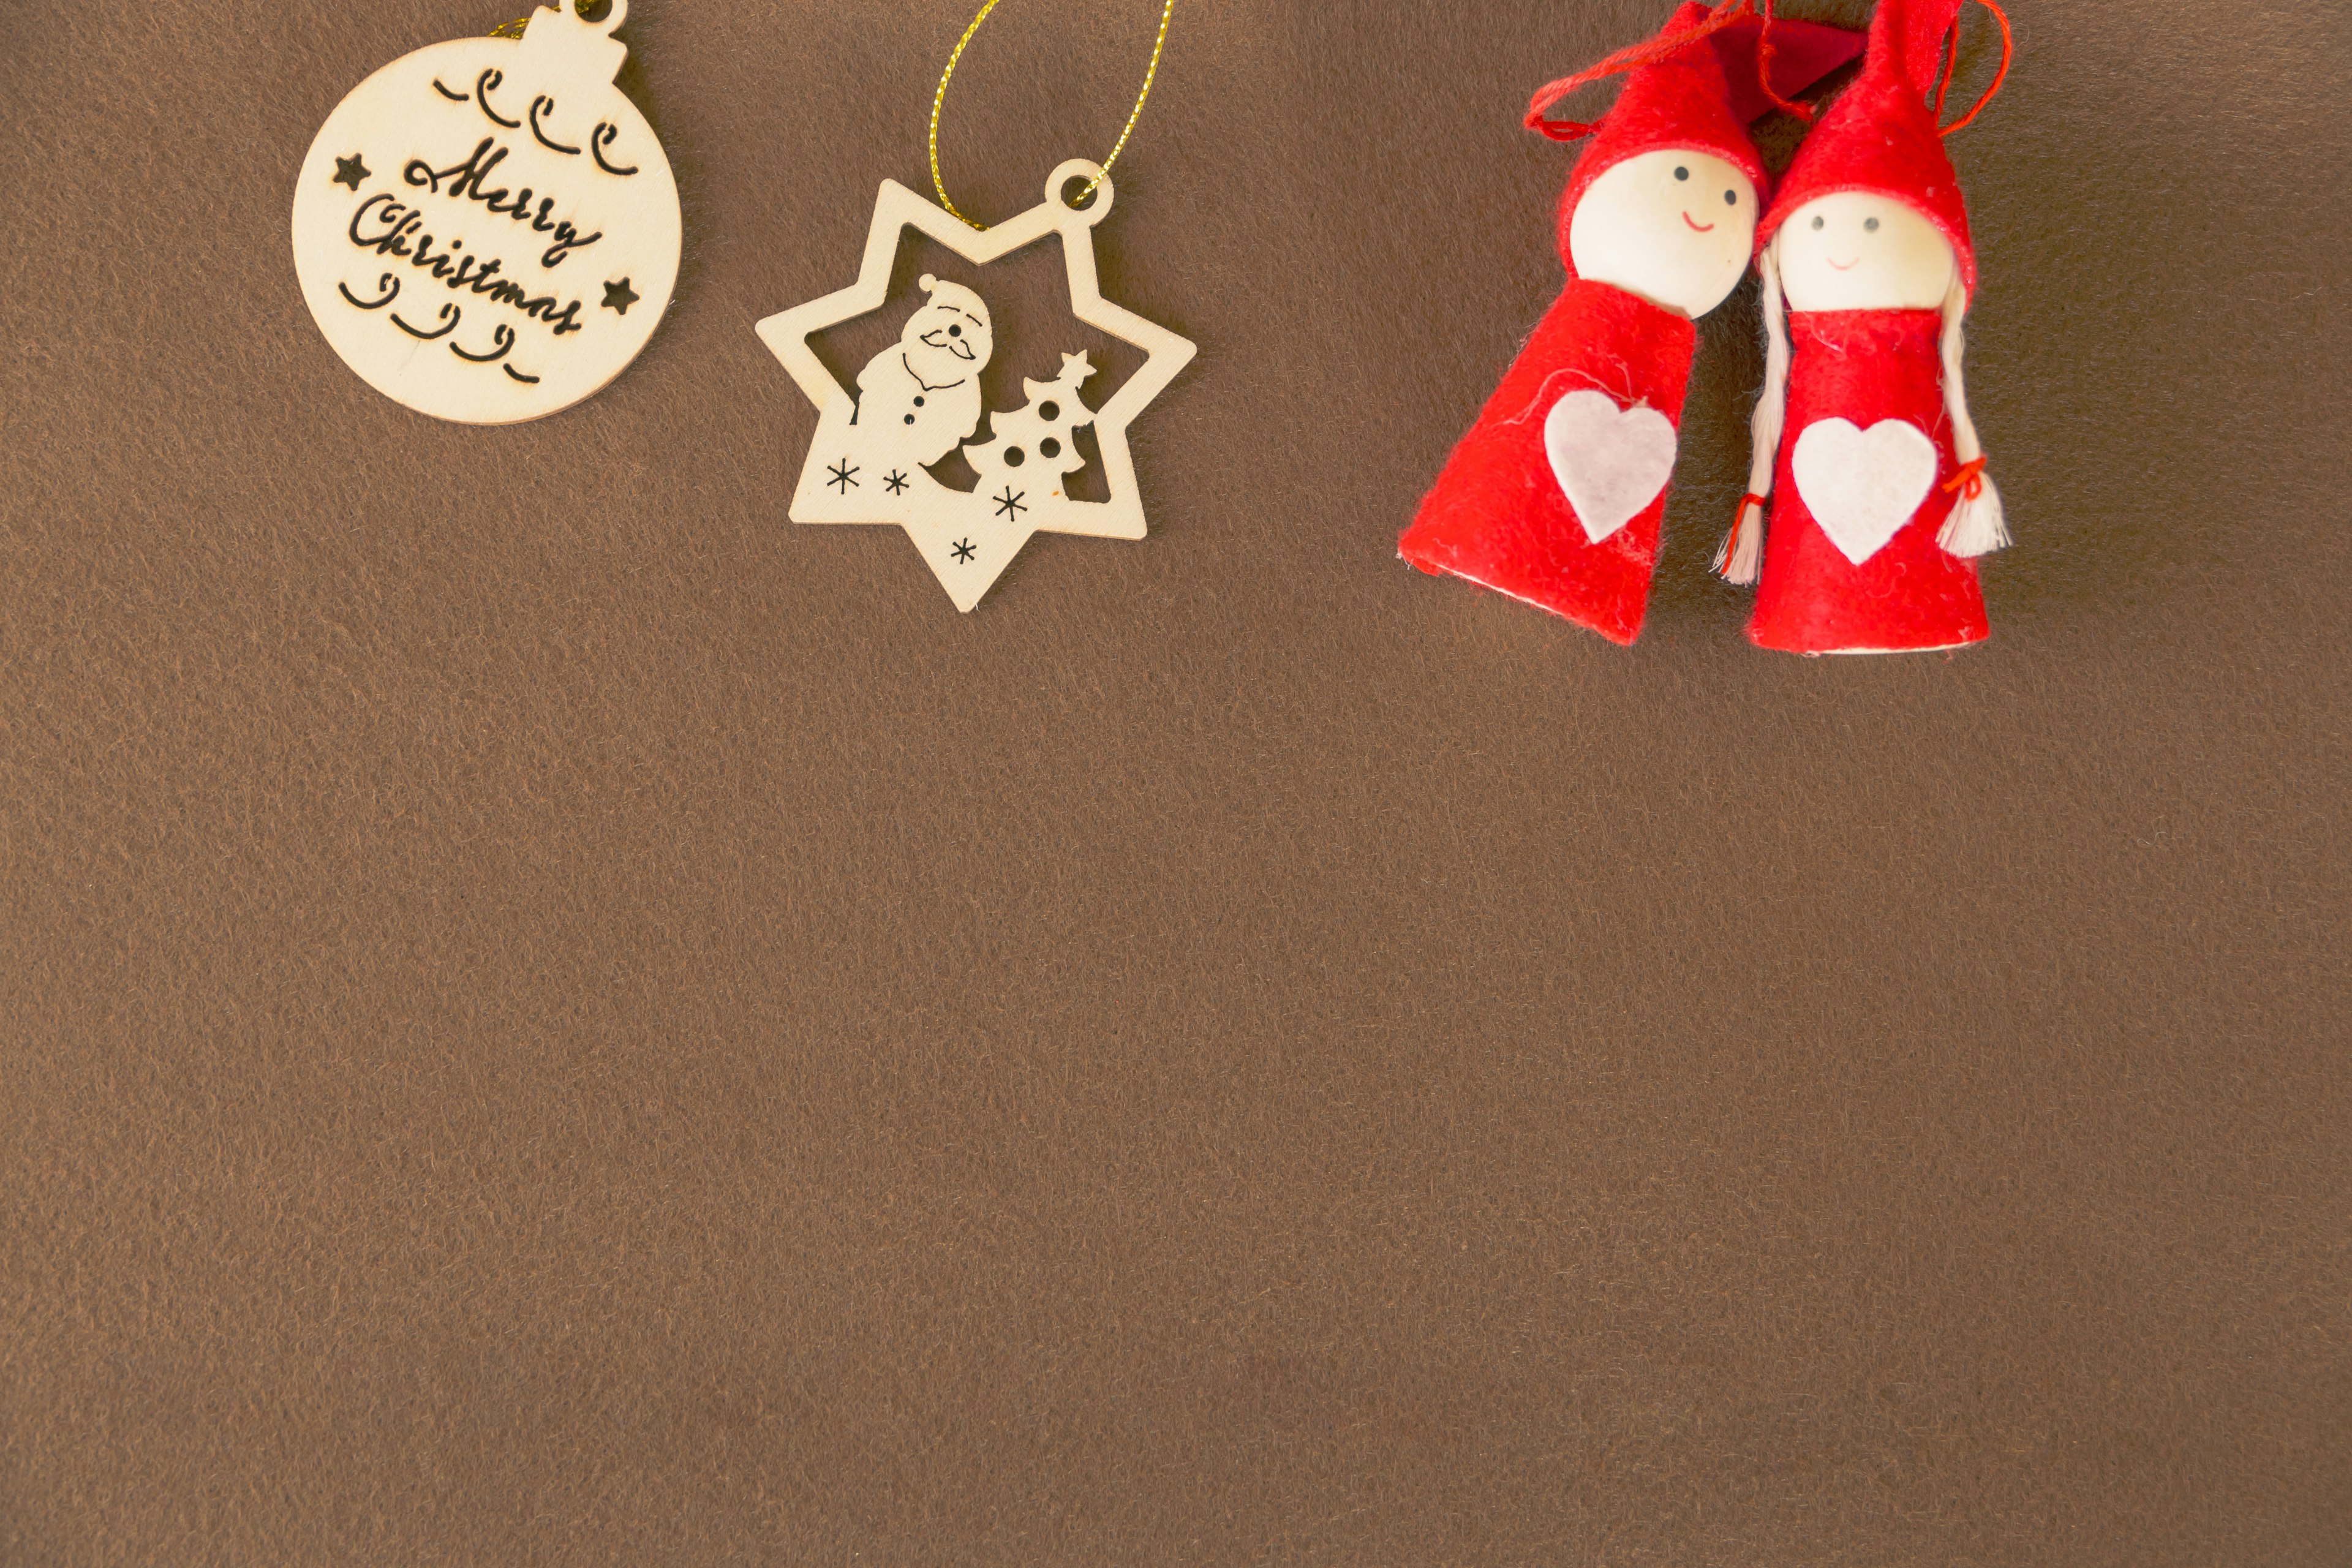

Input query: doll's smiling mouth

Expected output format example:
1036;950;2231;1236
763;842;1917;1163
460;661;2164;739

1680;211;1716;233
1827;257;1859;270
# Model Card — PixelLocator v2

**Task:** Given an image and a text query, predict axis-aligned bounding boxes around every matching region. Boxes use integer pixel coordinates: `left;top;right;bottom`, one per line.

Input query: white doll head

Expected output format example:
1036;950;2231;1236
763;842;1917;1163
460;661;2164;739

1567;148;1759;318
903;274;993;381
1772;191;1955;312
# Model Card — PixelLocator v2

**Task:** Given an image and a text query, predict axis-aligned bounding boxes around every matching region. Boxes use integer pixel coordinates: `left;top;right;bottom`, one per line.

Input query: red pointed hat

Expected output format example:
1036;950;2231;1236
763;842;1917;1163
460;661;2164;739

1546;3;1767;266
1758;0;1977;293
1534;4;1870;274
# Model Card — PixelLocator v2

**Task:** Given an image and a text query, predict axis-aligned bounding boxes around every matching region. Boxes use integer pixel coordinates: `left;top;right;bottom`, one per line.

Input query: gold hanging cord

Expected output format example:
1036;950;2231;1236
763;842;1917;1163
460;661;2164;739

928;0;1177;230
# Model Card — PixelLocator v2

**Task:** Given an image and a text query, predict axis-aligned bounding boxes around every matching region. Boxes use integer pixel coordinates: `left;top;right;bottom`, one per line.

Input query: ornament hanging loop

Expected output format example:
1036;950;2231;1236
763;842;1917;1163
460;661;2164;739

491;0;625;39
1047;159;1117;227
930;0;1176;230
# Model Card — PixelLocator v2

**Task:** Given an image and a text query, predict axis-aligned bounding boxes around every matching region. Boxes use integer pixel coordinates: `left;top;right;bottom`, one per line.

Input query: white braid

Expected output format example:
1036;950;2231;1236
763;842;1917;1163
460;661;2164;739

1936;268;2010;557
1714;243;1787;585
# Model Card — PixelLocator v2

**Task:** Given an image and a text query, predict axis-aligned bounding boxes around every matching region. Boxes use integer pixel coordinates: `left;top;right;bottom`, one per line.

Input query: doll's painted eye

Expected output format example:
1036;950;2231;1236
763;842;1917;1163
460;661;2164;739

1675;166;1690;181
1724;189;1737;206
1864;216;1880;232
1811;215;1826;230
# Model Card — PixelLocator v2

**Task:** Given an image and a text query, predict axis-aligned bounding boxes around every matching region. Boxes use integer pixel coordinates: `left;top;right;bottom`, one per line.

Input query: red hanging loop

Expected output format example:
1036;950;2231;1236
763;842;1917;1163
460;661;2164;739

1938;0;2012;137
1525;0;1756;142
1932;18;1960;118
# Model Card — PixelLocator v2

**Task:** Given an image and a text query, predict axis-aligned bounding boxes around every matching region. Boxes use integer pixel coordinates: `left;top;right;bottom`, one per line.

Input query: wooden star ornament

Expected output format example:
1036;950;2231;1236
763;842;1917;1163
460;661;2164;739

755;159;1196;612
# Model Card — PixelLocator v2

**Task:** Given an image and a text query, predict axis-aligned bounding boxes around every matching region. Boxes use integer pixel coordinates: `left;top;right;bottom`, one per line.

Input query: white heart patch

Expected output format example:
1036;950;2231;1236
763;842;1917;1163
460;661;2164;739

1544;389;1678;545
1791;418;1939;566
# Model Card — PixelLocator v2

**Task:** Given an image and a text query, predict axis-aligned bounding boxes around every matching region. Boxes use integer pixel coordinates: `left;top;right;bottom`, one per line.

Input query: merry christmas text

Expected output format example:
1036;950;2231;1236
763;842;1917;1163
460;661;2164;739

401;138;604;269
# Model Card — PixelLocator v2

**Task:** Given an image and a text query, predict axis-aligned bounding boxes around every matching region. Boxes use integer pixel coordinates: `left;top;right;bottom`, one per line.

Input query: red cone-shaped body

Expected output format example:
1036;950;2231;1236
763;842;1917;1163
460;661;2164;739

1400;281;1695;644
1759;0;1975;293
1747;309;1988;653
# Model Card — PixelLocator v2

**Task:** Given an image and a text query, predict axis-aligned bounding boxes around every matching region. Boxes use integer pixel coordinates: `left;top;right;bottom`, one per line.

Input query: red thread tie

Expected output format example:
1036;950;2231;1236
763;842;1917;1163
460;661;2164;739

1941;457;1988;499
1725;491;1769;552
1526;0;1756;141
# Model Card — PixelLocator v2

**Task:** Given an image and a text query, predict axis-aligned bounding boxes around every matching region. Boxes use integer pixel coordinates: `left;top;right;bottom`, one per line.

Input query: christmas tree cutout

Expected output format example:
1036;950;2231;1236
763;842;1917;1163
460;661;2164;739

963;352;1096;505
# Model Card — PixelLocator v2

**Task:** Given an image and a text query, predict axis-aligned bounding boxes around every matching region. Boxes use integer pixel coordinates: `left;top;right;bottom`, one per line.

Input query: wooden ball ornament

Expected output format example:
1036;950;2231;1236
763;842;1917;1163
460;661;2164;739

290;0;680;423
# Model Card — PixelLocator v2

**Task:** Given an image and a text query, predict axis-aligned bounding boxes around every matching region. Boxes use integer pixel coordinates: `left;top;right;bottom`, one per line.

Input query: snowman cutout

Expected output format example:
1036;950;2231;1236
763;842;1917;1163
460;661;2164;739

757;160;1195;613
851;276;992;466
1398;2;1863;646
1715;0;2011;656
290;0;681;423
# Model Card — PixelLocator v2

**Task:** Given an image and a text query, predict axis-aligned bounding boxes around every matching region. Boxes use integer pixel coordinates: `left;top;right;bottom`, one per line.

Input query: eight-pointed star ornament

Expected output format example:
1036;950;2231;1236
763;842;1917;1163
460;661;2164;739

755;160;1194;612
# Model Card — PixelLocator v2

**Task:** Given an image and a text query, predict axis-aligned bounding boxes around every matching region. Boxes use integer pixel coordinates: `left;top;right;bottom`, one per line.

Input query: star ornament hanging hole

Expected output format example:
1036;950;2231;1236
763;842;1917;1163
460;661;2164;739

290;0;680;423
755;160;1196;612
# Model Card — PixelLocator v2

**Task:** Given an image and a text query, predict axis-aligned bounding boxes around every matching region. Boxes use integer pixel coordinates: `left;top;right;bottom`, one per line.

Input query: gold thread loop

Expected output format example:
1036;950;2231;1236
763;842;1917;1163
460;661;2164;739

929;0;1177;230
492;1;613;38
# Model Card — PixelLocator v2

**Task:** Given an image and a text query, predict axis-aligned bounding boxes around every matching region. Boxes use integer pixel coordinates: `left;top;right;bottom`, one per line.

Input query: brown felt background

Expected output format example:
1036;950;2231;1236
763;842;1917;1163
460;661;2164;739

4;0;2348;1561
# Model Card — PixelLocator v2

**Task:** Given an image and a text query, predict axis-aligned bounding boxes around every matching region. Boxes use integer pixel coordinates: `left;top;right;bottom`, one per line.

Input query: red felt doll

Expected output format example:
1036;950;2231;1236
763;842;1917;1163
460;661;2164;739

1714;0;2013;655
1399;2;1863;646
